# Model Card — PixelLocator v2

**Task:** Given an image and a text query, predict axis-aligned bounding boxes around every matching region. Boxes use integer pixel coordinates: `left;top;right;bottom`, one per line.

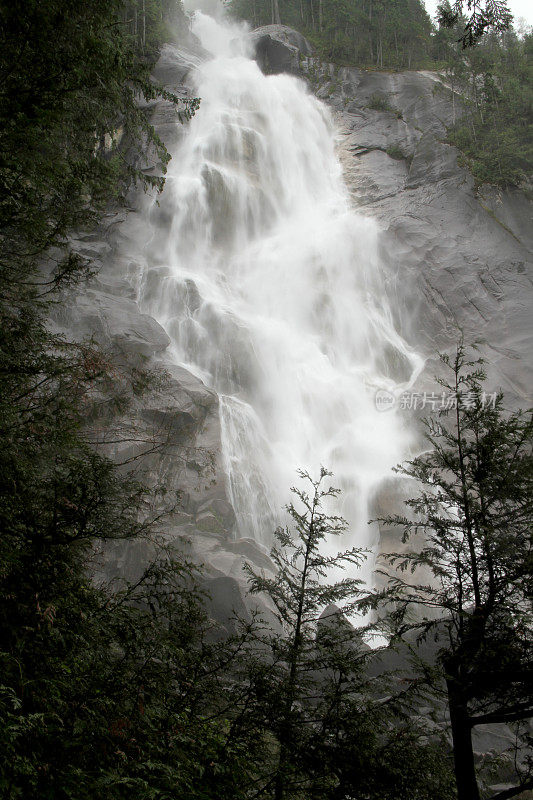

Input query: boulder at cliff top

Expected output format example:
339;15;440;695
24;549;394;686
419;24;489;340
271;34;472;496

251;25;312;75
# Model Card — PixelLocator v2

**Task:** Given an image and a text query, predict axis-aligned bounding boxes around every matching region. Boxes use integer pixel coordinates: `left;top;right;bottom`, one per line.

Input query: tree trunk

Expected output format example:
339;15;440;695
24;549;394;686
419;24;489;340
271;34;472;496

368;0;373;62
274;522;315;800
452;74;456;125
272;0;281;25
446;679;480;800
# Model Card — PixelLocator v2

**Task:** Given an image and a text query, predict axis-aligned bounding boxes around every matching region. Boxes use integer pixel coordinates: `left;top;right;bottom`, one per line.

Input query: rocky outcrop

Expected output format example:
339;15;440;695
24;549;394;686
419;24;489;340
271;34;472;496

251;25;313;75
323;68;532;581
51;214;279;622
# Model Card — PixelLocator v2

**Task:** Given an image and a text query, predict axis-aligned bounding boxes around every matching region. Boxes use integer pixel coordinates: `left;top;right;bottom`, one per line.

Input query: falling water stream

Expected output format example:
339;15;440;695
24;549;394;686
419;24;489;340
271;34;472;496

137;4;423;573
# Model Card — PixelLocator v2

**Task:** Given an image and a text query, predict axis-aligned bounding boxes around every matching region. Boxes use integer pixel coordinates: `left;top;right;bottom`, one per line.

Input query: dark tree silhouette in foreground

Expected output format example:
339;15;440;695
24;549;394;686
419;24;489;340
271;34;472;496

375;343;533;800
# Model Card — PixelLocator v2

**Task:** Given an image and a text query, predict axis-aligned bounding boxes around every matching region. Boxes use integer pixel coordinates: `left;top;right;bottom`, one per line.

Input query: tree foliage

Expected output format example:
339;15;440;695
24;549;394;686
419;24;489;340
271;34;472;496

448;29;532;186
438;0;512;47
432;5;533;187
0;0;198;282
242;470;456;799
244;469;366;798
228;0;435;68
374;343;533;800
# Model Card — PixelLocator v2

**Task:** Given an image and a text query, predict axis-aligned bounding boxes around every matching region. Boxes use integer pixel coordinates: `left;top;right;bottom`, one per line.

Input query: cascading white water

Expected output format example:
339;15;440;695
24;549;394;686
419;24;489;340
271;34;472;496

138;6;422;570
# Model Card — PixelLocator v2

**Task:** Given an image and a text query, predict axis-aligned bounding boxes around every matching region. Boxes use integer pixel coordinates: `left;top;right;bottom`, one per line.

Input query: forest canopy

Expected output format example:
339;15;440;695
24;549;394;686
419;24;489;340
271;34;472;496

229;0;435;68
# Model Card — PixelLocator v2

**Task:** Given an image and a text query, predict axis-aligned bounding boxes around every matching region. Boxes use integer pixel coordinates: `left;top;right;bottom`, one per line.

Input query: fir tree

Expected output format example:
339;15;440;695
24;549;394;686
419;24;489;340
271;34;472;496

374;343;533;800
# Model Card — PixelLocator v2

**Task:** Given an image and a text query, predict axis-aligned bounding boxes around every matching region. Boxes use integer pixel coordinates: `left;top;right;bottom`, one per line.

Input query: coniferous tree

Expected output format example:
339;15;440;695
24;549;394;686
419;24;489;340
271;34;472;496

243;470;456;800
374;343;533;800
228;0;434;68
447;27;532;186
244;469;366;799
438;0;512;47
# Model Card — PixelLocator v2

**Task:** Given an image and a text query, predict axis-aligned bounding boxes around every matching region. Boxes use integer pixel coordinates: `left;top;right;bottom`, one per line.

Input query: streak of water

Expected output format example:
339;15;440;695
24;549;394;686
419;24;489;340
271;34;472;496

138;7;422;569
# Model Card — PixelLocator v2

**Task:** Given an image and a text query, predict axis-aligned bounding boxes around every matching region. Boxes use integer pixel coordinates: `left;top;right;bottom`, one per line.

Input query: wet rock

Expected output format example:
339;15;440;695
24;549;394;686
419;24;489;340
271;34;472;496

72;291;171;357
406;131;462;189
331;69;532;408
251;25;313;75
151;42;196;88
203;575;251;630
163;365;217;411
317;604;369;650
197;497;236;531
196;510;226;534
223;537;274;572
343;109;419;159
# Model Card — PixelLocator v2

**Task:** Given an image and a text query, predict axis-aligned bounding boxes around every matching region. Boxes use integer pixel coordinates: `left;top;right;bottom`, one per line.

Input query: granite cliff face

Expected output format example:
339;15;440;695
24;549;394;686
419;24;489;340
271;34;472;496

54;24;531;631
251;24;313;74
49;209;274;630
328;68;532;403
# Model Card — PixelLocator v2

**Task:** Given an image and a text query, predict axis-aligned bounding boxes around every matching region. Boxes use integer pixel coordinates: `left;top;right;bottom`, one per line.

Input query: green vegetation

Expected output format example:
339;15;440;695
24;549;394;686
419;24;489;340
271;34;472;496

439;18;533;187
0;2;209;797
386;143;407;160
230;0;435;68
437;0;512;48
367;92;394;112
229;0;531;187
231;0;513;65
243;470;456;800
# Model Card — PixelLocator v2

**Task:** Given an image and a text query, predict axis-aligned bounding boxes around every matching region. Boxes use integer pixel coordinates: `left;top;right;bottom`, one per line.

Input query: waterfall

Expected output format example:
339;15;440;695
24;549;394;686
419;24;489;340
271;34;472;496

137;6;422;570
